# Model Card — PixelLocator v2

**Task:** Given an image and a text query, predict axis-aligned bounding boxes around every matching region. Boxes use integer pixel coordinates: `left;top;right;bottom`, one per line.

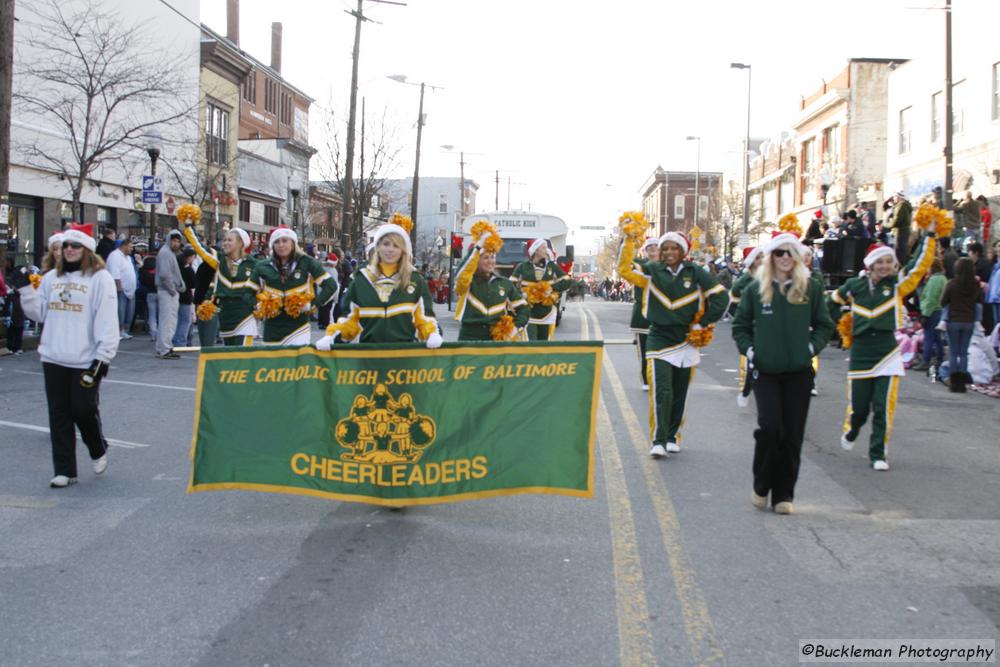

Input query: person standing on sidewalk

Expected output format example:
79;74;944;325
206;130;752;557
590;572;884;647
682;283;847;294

912;258;947;373
732;233;833;514
154;230;184;359
616;215;729;458
941;257;984;393
172;246;197;348
830;215;940;471
106;236;136;340
14;223;118;488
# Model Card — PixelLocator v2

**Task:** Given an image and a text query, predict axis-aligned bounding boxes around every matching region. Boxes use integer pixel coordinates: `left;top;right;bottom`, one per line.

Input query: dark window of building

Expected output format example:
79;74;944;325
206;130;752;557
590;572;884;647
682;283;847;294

206;103;230;166
242;70;256;105
264;205;279;226
239;199;250;222
264;79;276;114
279;91;293;126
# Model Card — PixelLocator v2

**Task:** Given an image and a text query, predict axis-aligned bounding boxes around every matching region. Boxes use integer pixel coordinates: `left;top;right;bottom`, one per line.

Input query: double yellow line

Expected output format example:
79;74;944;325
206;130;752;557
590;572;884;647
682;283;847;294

584;305;726;666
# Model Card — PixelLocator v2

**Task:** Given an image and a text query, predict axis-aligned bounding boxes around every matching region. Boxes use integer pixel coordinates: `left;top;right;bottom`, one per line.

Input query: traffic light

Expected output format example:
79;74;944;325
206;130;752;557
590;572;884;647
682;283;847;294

451;233;463;259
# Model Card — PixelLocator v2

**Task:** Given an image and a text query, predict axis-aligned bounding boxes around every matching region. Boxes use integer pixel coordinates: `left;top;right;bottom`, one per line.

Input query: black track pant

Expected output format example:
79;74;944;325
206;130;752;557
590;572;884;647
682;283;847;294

751;369;813;506
43;363;108;478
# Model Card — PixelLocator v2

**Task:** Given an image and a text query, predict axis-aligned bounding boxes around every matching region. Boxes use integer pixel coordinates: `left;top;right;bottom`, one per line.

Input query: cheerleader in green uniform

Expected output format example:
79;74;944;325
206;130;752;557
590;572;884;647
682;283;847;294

453;230;529;341
182;221;258;346
617;229;729;458
729;245;763;407
251;226;338;346
315;215;442;349
630;238;660;390
830;226;938;471
510;238;572;340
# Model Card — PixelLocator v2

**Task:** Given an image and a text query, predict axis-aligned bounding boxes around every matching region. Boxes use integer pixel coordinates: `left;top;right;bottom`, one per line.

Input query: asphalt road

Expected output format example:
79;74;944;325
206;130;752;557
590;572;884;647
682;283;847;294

0;300;997;666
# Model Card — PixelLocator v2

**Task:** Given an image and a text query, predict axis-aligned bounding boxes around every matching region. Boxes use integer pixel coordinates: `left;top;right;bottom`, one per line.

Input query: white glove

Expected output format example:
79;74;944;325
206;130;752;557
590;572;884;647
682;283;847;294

935;320;947;333
746;347;754;362
809;343;815;356
315;335;334;351
425;331;443;349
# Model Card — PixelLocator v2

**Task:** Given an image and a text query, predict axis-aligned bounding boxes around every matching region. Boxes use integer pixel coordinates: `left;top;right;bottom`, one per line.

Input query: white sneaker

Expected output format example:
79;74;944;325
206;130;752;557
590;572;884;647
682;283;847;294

773;501;794;515
840;433;855;451
751;491;767;509
119;331;133;340
50;475;78;488
649;444;667;459
736;394;749;408
872;460;890;471
641;383;649;392
665;442;680;453
93;454;108;475
810;387;818;397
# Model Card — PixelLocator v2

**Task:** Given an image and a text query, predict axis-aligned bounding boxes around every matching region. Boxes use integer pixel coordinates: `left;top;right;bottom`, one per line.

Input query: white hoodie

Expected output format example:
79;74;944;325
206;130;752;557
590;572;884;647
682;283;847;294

19;268;120;368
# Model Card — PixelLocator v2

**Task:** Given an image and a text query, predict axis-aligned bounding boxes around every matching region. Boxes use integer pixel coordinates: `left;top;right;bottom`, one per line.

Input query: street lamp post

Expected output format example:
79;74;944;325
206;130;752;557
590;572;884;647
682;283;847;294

731;63;752;234
290;187;300;234
145;137;161;250
686;136;701;231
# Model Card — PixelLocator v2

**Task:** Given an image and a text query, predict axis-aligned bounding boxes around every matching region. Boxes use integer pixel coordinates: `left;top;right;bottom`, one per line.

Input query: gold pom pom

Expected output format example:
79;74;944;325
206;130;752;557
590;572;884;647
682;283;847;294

837;312;853;349
196;300;218;321
483;233;503;254
389;212;414;234
778;212;802;236
525;281;558;307
254;292;283;320
470;220;496;242
686;324;715;348
28;273;42;289
283;290;315;318
490;314;516;341
176;203;202;225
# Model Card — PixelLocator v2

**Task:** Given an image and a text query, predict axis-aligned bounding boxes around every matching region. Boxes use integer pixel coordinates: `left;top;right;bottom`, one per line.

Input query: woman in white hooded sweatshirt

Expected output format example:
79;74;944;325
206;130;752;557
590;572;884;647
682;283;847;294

16;223;120;488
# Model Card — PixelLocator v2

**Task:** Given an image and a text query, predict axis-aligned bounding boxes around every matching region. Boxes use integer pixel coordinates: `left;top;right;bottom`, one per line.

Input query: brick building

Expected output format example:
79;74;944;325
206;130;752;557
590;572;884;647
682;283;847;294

640;166;722;241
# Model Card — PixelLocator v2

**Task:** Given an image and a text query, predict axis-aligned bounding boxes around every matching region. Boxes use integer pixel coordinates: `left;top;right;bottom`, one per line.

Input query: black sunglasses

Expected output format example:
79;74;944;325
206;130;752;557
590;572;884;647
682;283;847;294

62;242;84;250
771;248;793;258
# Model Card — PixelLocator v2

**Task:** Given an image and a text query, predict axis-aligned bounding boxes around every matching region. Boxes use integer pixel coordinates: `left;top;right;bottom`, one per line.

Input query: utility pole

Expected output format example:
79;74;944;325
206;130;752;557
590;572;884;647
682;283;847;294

358;96;365;235
0;0;15;267
943;0;953;210
342;0;405;251
495;170;499;210
409;81;424;247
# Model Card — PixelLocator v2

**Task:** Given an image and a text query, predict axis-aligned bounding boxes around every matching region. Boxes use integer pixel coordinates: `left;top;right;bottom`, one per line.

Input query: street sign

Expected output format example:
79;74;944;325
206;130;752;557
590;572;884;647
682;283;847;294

165;196;176;214
142;175;163;192
142;191;163;204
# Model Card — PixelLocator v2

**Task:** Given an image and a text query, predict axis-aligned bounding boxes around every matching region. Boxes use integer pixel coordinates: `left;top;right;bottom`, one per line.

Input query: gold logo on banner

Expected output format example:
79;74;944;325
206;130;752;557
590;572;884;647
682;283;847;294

334;384;437;464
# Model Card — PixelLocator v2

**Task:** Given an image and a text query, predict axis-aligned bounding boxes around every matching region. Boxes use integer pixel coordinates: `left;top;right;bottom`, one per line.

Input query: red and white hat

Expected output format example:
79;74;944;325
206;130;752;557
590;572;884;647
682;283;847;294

62;223;96;252
269;225;298;248
658;231;690;256
765;231;802;255
641;237;660;251
230;227;251;252
48;231;66;249
742;245;762;266
528;238;552;260
863;243;895;268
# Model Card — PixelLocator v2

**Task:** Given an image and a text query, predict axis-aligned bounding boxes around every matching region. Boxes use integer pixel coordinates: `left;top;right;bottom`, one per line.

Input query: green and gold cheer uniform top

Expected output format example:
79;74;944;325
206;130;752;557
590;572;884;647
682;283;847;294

252;253;337;345
830;233;936;379
510;259;572;326
454;246;529;341
617;236;729;367
183;225;258;338
328;262;438;343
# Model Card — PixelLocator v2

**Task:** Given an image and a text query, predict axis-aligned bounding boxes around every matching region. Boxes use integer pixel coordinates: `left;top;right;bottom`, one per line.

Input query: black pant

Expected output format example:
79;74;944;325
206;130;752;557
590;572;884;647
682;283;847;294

43;363;108;477
751;369;813;505
895;226;910;265
317;300;334;329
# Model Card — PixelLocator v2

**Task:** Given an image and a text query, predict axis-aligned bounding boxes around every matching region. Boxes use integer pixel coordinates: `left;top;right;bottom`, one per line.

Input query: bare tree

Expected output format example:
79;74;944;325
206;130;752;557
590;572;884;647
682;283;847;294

315;97;402;253
13;0;197;222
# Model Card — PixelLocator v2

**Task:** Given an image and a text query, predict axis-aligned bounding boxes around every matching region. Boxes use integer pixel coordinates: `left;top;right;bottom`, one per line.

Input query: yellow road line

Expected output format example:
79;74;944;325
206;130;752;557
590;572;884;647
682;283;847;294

582;308;657;666
584;305;726;666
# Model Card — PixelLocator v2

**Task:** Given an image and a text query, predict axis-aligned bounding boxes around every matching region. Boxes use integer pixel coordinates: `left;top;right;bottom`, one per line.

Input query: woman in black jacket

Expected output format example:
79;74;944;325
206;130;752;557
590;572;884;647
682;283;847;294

941;257;983;392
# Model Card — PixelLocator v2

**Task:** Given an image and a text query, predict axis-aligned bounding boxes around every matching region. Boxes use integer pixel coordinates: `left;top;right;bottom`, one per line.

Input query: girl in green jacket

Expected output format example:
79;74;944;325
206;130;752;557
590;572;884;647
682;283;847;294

453;229;530;341
732;233;834;514
251;227;338;346
510;238;572;340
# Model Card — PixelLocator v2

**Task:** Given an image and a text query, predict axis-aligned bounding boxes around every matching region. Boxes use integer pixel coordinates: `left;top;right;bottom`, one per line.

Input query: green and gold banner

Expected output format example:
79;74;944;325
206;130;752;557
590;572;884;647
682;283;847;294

188;342;602;506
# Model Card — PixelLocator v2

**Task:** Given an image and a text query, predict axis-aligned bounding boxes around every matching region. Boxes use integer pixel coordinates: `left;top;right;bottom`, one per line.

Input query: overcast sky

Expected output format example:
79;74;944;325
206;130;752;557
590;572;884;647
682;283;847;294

201;0;950;252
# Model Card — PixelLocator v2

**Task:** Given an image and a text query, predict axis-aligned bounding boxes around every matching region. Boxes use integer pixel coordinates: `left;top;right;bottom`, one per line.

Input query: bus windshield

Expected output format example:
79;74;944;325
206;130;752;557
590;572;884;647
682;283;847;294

495;239;529;265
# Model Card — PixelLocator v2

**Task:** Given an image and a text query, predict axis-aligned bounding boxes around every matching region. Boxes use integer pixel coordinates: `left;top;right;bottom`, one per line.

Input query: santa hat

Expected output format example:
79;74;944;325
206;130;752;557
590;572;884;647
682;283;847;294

814;210;824;219
327;253;339;265
62;223;96;252
230;227;252;252
269;225;298;248
48;231;66;249
641;237;660;251
658;231;690;256
373;223;412;255
765;231;802;255
528;238;552;260
742;245;762;266
863;243;896;268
